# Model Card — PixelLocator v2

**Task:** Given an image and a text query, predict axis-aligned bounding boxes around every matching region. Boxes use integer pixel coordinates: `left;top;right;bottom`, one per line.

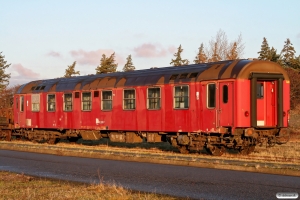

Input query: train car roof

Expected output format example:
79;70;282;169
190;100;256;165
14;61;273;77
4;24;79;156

16;59;289;94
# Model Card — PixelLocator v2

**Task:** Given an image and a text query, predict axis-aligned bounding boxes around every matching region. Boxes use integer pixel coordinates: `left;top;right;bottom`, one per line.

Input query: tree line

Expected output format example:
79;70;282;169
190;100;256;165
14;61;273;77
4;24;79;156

1;30;300;105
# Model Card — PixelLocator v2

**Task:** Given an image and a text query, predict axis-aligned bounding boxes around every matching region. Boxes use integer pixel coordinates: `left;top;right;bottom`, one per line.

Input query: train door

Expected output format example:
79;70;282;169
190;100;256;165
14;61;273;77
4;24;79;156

218;82;233;127
16;95;26;126
15;96;19;125
201;83;217;131
72;91;81;129
256;81;276;127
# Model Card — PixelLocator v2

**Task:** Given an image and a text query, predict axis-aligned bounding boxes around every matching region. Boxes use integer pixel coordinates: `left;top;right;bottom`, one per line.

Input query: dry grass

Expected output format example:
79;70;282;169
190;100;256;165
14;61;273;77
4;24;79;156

5;138;300;166
0;171;178;200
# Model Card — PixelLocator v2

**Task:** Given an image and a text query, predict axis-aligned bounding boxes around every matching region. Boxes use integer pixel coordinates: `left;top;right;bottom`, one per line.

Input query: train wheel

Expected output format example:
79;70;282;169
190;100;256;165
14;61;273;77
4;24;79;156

48;138;57;144
247;145;255;154
239;145;254;155
178;145;190;154
206;146;225;156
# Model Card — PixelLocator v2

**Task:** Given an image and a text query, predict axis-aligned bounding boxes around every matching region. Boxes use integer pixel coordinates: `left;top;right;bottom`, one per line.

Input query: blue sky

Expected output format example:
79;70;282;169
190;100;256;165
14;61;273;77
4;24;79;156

1;0;300;86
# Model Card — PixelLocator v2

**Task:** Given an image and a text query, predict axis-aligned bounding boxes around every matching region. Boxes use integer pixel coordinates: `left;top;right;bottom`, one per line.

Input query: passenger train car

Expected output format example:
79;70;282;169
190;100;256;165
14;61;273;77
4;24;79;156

1;59;291;155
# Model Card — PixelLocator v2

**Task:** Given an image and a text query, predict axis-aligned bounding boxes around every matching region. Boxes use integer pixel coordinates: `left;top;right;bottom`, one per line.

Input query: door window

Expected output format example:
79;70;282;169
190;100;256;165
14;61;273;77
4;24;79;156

207;83;216;108
257;83;264;99
222;85;228;103
20;96;24;112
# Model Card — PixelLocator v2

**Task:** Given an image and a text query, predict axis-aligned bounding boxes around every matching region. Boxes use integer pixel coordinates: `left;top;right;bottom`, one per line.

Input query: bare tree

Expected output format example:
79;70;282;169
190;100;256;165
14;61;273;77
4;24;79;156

226;42;238;60
206;30;245;62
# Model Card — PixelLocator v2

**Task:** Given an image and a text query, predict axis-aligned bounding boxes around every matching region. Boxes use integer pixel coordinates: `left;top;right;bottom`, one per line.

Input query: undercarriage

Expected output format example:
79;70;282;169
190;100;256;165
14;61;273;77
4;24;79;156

0;127;290;156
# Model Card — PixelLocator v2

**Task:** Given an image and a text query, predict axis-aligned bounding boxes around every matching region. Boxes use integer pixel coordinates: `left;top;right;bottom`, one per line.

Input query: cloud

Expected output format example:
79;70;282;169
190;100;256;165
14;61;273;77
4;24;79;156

70;49;125;66
133;43;175;58
46;51;61;57
8;64;40;86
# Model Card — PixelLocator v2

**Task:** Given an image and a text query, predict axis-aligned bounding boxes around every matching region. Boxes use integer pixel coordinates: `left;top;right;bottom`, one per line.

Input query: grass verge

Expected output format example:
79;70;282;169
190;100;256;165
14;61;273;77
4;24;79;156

0;171;180;200
1;140;300;176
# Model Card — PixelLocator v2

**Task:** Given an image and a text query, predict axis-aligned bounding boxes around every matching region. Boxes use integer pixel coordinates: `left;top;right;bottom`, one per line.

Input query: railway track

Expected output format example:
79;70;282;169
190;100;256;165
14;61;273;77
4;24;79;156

0;140;300;176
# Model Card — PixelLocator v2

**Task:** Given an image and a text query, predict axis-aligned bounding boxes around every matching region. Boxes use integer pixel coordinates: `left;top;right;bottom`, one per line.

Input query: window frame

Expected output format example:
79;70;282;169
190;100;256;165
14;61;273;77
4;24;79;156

31;94;40;112
173;85;189;109
101;90;113;111
222;85;228;104
147;87;161;110
123;89;136;110
257;82;264;99
207;83;216;109
81;92;92;111
63;93;73;111
47;94;56;112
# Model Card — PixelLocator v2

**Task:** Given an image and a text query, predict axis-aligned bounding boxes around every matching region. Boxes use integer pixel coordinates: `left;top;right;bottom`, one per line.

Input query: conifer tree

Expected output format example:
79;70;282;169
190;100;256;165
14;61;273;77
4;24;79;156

269;47;280;63
0;52;11;91
95;52;118;74
257;37;271;60
208;43;221;62
170;45;189;66
281;38;296;67
194;43;207;64
226;42;238;60
123;55;135;72
64;61;80;77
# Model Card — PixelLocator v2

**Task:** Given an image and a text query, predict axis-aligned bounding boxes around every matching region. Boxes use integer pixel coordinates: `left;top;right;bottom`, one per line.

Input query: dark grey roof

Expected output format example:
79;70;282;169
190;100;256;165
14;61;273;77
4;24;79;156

16;59;288;94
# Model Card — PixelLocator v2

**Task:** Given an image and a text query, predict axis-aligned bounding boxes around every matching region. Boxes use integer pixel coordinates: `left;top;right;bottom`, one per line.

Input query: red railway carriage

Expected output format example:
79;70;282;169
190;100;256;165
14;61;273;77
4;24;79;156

12;59;290;155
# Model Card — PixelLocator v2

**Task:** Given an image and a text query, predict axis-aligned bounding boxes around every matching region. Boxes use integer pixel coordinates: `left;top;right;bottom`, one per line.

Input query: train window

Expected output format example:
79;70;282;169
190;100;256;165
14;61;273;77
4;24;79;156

123;89;135;110
94;91;99;98
174;85;189;109
47;94;56;112
40;86;45;90
207;83;216;108
64;93;72;111
223;85;228;104
257;83;264;99
31;94;40;112
31;86;35;91
170;74;178;80
35;86;41;90
179;73;188;79
189;72;198;78
20;96;24;112
82;92;92;111
147;88;160;110
102;91;112;111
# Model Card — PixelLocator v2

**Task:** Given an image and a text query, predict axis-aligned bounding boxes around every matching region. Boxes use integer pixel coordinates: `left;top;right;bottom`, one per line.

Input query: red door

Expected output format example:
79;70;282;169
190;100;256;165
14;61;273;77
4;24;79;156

218;82;234;127
256;81;276;127
16;95;26;127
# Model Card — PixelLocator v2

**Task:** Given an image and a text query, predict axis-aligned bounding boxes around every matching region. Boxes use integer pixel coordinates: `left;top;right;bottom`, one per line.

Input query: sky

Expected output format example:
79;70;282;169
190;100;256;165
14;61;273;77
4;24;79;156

1;0;300;87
